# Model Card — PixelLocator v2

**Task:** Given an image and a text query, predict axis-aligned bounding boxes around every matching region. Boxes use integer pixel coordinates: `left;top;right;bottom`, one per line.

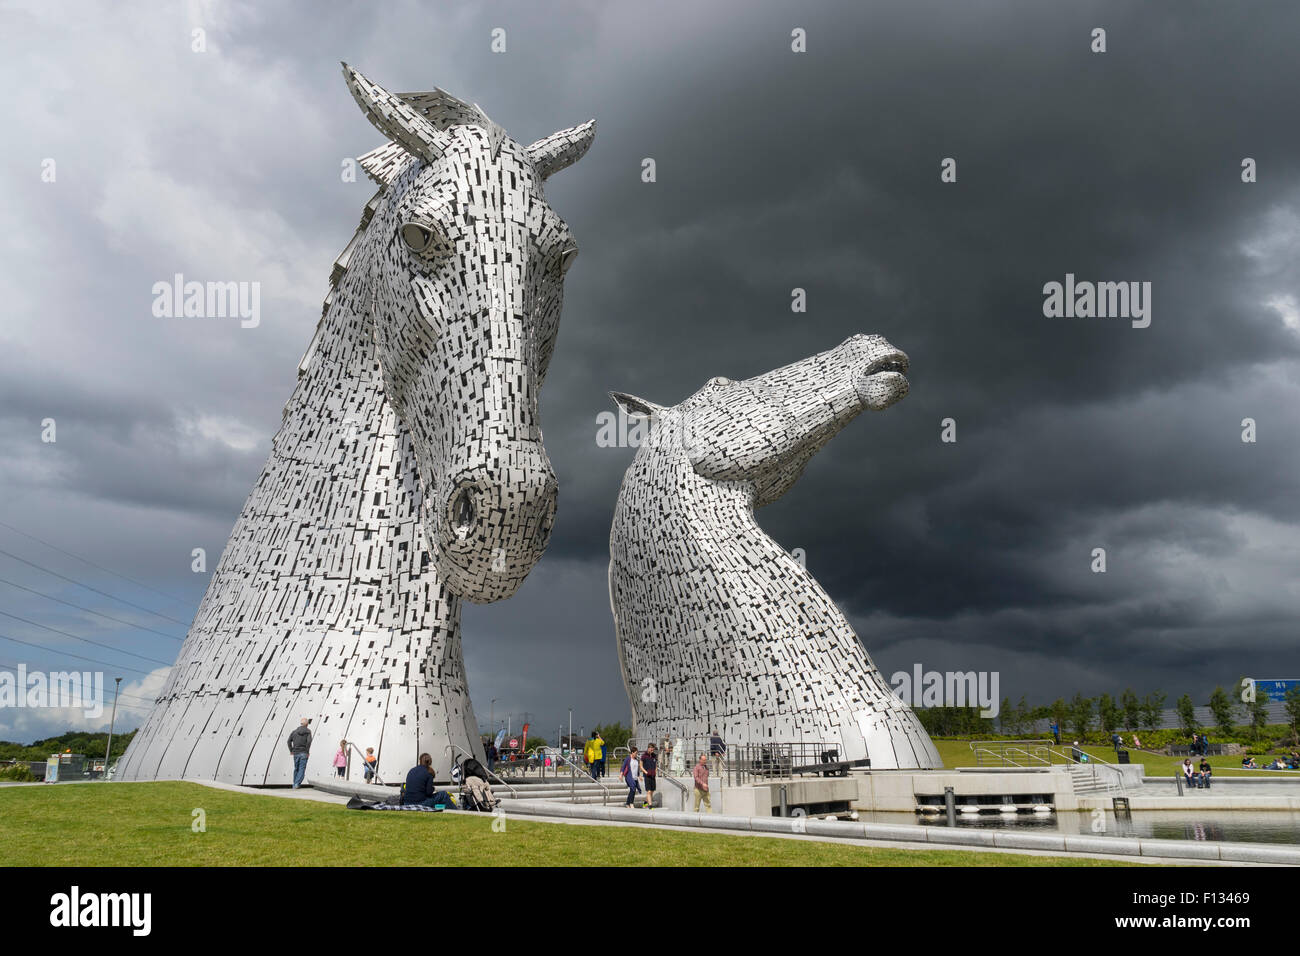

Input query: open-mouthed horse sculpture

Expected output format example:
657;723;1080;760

117;65;595;784
608;335;940;769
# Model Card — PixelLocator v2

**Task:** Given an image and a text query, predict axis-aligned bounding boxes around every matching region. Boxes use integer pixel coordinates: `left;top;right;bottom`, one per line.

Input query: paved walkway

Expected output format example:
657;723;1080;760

191;778;352;805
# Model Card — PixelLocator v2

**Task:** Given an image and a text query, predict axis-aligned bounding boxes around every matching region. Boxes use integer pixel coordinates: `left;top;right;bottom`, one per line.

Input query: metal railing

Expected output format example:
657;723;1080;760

969;740;1054;767
627;738;840;786
489;747;583;782
547;749;618;804
1059;750;1125;794
657;772;690;796
629;736;727;783
444;743;518;798
969;739;1126;793
729;742;827;784
346;740;383;785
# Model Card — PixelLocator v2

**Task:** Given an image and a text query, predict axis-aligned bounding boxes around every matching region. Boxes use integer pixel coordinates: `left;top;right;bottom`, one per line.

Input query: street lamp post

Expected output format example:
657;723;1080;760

103;677;122;780
490;698;497;736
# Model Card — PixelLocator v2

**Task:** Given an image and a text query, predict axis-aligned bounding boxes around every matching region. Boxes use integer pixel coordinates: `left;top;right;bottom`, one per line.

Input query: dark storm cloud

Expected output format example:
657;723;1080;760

2;0;1298;741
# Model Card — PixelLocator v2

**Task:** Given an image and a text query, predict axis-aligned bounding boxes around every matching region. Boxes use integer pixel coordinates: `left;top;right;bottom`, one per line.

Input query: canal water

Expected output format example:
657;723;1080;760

859;809;1300;845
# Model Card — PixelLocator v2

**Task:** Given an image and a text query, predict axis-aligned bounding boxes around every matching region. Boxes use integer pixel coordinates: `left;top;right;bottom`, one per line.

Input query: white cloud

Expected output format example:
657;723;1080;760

1264;293;1300;333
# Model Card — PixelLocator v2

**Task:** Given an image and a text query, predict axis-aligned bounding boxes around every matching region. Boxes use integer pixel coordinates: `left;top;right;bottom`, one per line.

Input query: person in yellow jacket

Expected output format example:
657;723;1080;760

585;731;608;780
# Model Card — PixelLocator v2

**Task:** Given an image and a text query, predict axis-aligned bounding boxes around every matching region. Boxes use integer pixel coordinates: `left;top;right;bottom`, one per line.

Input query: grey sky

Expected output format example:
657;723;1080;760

2;0;1298;743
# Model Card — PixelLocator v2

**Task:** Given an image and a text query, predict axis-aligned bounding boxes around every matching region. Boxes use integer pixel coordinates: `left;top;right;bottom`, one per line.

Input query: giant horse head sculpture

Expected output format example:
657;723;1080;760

612;334;910;501
344;65;595;602
606;335;939;769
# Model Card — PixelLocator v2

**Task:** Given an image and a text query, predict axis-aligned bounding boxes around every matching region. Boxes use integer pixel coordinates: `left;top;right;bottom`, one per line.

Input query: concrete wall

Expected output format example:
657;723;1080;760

682;769;1082;815
856;769;1080;811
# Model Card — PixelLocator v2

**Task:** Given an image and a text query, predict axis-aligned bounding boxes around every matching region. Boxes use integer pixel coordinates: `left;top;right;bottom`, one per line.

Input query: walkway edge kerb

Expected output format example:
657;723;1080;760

493;798;1300;863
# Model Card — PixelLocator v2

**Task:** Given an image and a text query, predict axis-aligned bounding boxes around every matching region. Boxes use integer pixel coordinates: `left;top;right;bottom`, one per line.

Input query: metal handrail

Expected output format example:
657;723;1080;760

1045;746;1126;793
347;740;382;784
549;749;617;805
967;740;1127;793
444;743;518;798
657;771;690;795
969;740;1053;767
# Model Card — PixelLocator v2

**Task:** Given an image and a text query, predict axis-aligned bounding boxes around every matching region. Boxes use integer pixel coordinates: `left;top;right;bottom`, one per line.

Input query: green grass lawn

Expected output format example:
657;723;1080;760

0;781;1124;867
931;738;1298;779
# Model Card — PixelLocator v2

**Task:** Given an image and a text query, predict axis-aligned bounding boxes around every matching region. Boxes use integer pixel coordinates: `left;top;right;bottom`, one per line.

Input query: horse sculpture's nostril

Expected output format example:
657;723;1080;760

531;502;556;549
451;489;476;537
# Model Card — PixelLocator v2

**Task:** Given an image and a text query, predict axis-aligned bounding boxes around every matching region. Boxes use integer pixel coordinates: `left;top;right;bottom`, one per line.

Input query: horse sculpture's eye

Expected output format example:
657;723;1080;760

559;246;579;274
400;221;451;258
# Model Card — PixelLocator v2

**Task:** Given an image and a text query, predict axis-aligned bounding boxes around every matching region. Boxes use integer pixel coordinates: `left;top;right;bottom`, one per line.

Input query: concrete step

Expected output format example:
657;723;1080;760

1068;766;1115;794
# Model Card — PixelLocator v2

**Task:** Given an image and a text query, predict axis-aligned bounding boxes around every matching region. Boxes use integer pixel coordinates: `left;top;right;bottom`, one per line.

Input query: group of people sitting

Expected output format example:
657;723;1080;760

1180;757;1213;788
1241;751;1300;770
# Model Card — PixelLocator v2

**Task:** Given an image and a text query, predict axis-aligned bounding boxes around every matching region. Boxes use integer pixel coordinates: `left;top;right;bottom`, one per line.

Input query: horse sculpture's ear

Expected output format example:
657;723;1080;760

342;63;450;163
527;120;596;180
610;391;663;420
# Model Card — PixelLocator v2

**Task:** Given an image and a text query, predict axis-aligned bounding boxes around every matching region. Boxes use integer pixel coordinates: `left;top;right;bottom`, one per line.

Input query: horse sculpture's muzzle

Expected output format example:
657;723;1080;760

853;341;910;411
433;441;558;603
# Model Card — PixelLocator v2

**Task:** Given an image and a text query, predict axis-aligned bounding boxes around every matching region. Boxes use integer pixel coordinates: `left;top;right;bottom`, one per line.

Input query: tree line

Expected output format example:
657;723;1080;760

919;684;1300;745
0;729;137;762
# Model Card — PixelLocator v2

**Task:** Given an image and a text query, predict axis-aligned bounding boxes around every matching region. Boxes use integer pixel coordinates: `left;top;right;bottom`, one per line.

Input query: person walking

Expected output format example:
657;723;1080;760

333;739;348;778
621;747;642;808
584;732;600;780
287;718;311;788
641;743;659;809
709;730;726;777
486;741;498;774
692;753;712;813
1050;720;1060;745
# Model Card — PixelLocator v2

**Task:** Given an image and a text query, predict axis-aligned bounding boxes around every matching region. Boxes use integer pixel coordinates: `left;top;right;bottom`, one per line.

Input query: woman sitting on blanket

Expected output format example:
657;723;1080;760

402;753;454;808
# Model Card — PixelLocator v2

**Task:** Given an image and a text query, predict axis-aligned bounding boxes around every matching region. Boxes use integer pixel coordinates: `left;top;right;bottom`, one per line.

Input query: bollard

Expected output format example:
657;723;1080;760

944;786;956;826
778;784;789;817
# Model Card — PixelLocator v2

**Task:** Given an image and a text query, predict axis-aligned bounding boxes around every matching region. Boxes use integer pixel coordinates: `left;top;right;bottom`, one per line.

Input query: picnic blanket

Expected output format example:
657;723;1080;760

345;796;443;812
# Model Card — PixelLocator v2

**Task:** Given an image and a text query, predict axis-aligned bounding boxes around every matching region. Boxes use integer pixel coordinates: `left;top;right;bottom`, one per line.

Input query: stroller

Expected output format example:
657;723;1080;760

455;756;499;812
